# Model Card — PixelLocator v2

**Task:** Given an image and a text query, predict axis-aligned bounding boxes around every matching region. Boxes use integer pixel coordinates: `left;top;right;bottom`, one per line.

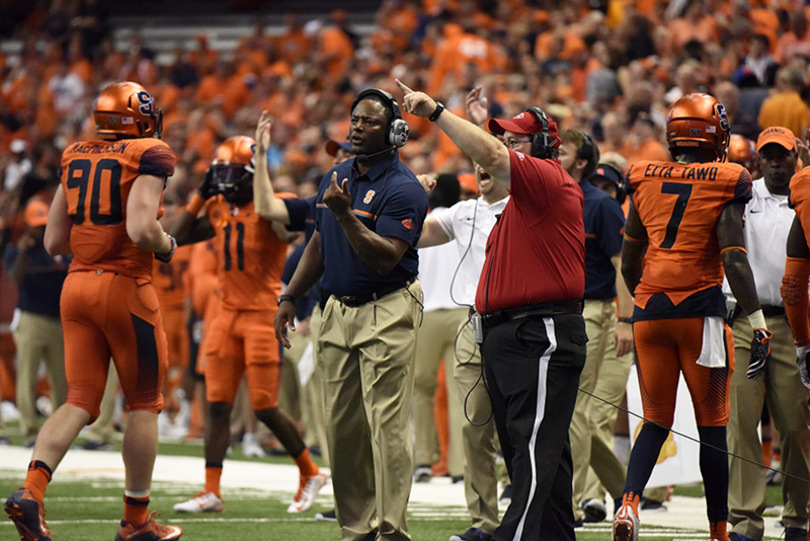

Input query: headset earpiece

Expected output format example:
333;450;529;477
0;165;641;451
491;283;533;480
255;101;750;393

351;89;410;148
524;106;552;158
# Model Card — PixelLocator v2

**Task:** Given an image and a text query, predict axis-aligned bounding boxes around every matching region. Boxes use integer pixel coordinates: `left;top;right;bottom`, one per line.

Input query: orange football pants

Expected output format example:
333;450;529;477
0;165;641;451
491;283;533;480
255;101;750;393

60;271;168;419
204;306;280;411
633;317;734;427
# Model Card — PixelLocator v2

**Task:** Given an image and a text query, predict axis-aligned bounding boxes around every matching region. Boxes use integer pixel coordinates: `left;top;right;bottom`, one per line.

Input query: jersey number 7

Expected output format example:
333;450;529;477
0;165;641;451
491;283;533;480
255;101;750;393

659;182;692;249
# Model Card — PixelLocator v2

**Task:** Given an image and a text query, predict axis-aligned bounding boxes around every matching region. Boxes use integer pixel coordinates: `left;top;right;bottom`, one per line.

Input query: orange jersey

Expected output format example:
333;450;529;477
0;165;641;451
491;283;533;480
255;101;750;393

790;168;810;247
152;244;192;310
628;160;752;309
205;197;286;311
61;138;176;281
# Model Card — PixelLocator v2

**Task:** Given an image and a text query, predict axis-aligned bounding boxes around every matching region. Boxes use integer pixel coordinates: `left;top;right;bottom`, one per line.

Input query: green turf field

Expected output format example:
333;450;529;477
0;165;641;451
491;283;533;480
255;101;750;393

0;422;788;540
0;473;725;540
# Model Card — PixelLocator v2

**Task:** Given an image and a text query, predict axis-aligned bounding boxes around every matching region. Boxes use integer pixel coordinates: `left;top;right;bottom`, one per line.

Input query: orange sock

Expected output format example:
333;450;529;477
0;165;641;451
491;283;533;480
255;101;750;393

710;520;729;541
622;491;640;515
24;461;52;502
123;493;149;526
293;448;319;477
204;464;222;498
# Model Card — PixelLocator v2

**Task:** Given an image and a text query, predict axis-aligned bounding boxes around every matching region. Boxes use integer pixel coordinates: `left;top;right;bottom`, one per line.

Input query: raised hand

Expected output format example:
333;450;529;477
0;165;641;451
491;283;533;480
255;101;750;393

255;110;272;152
323;171;352;215
395;79;437;118
416;173;436;194
465;86;489;126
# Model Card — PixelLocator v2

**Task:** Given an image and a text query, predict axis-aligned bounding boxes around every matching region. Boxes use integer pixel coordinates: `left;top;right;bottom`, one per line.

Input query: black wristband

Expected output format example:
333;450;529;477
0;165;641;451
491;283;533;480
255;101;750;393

618;317;632;324
428;101;445;122
277;294;295;307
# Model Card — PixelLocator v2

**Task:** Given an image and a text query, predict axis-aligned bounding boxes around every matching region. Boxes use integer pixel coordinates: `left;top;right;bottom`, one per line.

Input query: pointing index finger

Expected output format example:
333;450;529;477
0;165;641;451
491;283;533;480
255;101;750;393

395;79;413;94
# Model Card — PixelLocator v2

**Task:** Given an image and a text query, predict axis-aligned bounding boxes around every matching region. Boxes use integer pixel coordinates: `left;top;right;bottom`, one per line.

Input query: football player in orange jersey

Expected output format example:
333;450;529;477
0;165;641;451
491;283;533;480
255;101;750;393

4;81;183;541
614;93;771;541
170;129;326;515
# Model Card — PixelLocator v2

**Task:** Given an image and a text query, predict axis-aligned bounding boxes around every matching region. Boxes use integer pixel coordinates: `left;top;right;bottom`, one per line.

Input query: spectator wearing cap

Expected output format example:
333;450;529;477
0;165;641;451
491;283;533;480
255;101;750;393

558;130;634;525
325;138;354;167
588;162;625;204
399;79;586;541
2;200;69;447
3;140;32;192
726;126;810;541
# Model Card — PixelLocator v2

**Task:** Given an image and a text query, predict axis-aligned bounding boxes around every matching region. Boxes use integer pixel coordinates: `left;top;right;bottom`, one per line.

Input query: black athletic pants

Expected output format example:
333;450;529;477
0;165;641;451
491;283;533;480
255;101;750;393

482;313;587;541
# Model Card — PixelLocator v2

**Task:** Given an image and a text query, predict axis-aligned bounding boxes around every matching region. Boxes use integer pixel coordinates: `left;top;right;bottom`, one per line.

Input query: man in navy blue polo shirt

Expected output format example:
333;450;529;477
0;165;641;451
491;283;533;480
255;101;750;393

398;79;586;541
275;89;428;541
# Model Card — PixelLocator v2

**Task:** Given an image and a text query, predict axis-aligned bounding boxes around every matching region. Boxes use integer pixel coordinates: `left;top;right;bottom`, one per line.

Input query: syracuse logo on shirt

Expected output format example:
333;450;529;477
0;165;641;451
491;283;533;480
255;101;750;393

364;190;376;204
401;218;413;230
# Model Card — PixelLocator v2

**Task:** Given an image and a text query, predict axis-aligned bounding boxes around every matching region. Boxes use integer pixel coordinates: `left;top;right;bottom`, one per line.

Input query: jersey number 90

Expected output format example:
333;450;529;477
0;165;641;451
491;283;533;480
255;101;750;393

66;158;123;225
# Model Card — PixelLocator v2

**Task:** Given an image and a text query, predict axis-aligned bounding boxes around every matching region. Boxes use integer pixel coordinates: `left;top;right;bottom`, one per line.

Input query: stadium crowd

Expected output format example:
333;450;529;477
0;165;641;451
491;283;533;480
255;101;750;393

3;0;810;540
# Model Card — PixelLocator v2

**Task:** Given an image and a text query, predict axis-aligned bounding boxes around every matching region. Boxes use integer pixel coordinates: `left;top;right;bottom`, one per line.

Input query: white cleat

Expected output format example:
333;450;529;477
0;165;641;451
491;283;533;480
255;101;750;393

612;503;640;541
173;491;224;513
286;473;329;513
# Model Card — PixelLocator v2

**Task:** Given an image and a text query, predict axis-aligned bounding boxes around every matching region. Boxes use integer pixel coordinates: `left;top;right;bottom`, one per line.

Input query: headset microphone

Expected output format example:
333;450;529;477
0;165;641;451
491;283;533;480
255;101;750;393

356;146;396;161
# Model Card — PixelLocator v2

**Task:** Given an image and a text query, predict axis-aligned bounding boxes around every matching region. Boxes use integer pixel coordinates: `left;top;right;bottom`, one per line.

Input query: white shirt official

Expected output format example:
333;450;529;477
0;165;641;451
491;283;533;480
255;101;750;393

723;178;793;306
431;195;510;306
418;207;465;312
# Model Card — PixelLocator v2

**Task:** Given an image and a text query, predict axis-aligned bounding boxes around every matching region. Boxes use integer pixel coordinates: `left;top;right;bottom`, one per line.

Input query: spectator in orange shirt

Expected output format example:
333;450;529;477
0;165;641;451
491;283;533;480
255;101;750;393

758;66;810;139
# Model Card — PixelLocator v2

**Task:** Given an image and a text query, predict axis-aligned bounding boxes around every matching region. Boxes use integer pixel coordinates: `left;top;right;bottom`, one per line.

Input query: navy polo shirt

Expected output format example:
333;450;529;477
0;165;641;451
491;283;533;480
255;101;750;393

3;245;69;319
282;195;319;318
316;152;427;297
581;179;625;300
283;196;316;240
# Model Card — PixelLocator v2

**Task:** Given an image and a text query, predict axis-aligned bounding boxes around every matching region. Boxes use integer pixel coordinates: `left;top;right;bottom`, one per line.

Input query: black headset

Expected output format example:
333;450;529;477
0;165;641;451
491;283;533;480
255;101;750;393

578;132;596;162
351;89;410;148
523;106;556;159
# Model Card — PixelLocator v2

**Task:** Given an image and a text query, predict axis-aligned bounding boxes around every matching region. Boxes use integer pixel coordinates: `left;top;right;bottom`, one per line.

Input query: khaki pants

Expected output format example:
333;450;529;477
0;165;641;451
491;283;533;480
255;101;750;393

13;311;66;444
413;307;467;477
318;282;422;541
570;299;629;519
454;317;499;534
728;315;810;538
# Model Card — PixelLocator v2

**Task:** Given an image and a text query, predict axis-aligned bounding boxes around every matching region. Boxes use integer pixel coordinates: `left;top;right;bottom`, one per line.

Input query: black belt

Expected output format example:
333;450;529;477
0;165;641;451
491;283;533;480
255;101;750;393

481;299;583;330
321;280;412;309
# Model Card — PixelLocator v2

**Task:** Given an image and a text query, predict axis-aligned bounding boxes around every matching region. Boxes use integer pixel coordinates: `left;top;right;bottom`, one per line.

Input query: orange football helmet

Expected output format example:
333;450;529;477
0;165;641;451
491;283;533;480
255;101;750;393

93;81;162;140
727;134;760;177
209;136;255;206
666;92;730;162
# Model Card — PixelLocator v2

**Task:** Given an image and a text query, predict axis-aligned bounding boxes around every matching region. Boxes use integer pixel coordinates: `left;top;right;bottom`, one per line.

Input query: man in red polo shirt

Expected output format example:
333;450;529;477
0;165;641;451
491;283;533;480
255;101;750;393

398;80;586;541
